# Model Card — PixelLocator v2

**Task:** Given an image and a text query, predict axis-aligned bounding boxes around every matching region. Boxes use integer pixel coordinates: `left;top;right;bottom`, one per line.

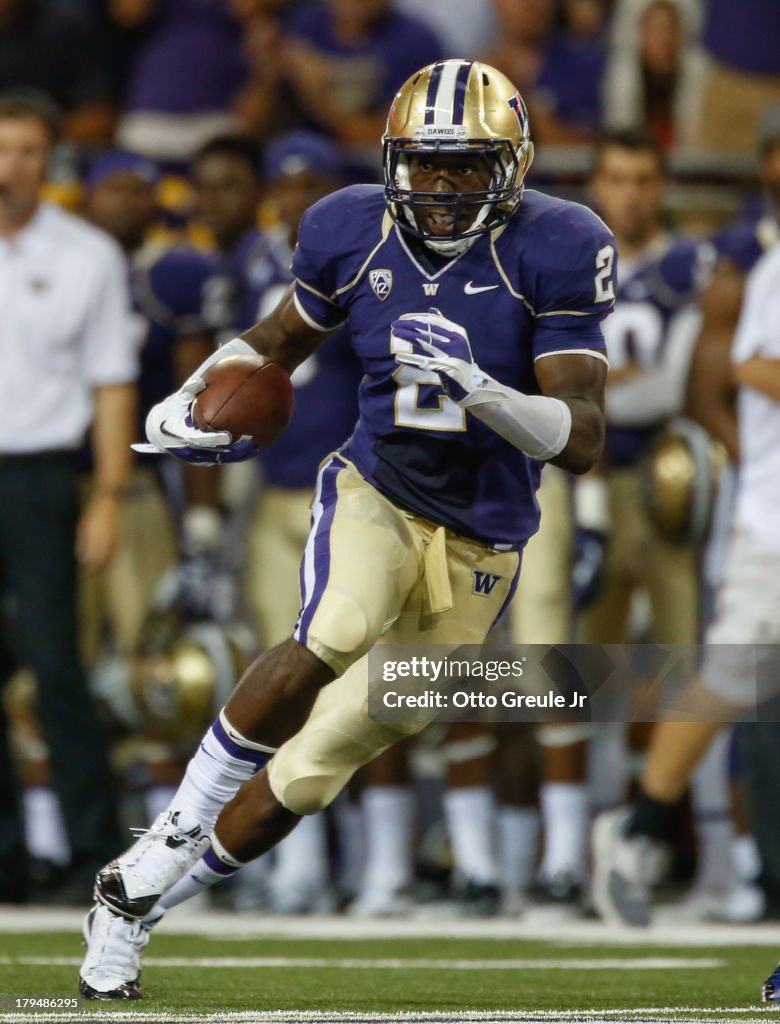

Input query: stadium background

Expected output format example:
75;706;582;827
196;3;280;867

2;0;780;1019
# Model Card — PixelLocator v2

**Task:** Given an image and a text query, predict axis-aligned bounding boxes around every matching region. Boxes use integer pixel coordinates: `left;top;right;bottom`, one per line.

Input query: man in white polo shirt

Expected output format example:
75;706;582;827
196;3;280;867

0;94;137;902
591;239;780;943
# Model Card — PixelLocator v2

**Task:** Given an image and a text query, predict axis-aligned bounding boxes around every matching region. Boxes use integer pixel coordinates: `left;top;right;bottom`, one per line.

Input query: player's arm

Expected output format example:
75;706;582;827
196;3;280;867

733;356;780;402
534;352;606;473
393;311;606;473
240;284;334;374
684;257;744;462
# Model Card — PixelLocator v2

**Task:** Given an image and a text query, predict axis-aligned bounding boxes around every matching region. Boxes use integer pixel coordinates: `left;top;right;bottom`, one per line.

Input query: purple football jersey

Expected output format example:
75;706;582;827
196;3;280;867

292;185;614;548
602;236;704;467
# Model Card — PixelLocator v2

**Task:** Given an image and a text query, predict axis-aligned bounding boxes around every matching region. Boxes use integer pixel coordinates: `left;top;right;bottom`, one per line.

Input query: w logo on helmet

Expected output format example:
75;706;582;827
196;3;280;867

508;92;529;131
472;571;502;596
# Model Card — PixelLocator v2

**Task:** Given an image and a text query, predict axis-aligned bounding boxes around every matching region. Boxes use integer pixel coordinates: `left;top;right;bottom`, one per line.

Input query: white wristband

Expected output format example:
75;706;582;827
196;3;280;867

459;374;572;461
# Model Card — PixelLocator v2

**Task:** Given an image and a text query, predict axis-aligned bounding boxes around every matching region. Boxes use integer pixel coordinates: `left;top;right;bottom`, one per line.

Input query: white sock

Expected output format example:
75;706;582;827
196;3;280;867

156;833;244;913
733;833;761;883
498;805;539;898
23;787;70;866
270;813;329;909
539;782;588;881
333;797;365;899
444;786;497;885
692;730;733;893
168;709;275;832
360;787;413;898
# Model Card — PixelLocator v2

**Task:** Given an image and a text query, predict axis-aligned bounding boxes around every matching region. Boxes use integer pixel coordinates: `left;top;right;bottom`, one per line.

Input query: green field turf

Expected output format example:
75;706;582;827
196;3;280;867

0;931;778;1022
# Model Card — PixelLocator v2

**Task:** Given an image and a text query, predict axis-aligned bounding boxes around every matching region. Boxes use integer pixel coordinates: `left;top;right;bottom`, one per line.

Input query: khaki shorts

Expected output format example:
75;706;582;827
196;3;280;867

269;455;521;814
294;455;521;675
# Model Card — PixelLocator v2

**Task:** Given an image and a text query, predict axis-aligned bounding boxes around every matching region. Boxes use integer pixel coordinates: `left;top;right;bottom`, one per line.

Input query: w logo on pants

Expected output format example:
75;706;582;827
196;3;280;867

472;570;501;596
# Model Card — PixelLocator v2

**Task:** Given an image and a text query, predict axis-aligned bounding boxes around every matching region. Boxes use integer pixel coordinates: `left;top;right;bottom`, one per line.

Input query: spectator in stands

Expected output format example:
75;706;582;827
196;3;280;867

113;0;250;165
0;95;136;902
484;0;607;146
283;0;443;150
395;0;498;60
0;0;113;143
690;0;780;154
603;0;704;151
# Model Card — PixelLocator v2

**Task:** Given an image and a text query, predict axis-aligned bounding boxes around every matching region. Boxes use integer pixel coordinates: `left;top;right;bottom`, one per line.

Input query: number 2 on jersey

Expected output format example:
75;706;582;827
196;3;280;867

594;245;616;303
390;334;466;431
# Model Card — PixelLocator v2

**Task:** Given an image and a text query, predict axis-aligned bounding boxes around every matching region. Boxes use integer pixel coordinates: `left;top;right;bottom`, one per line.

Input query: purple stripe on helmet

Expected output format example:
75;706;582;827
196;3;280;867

424;62;445;125
210;716;270;771
203;847;238;877
295;458;343;646
452;61;473;125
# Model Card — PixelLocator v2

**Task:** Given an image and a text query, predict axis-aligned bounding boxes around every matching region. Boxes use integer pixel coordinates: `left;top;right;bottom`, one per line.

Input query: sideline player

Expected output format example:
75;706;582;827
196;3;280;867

592;238;780;953
78;59;615;999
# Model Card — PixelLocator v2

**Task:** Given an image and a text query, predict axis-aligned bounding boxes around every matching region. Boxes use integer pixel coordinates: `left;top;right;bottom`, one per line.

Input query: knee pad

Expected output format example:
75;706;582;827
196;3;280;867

268;721;389;816
308;592;369;655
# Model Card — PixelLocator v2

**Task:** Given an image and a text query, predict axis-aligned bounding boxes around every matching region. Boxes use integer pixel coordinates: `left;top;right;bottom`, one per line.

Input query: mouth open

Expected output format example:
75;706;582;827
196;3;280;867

422;209;463;236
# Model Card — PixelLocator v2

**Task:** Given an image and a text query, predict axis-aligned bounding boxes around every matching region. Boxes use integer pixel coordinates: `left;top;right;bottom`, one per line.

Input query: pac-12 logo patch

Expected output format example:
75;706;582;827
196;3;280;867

369;269;393;301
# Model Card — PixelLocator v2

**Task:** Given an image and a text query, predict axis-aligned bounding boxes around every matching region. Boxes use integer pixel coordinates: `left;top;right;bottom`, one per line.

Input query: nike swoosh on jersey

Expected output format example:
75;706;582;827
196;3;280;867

464;281;499;294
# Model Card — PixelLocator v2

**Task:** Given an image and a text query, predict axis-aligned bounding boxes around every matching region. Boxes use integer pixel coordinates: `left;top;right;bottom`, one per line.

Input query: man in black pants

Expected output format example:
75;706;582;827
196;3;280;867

0;94;137;901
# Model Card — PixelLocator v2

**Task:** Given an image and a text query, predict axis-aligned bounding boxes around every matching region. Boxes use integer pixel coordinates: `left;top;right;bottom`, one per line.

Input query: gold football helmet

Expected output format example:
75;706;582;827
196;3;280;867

383;60;534;254
639;418;727;545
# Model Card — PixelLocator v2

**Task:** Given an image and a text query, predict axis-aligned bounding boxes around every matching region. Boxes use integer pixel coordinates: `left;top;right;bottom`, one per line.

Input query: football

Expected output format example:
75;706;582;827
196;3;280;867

192;354;293;448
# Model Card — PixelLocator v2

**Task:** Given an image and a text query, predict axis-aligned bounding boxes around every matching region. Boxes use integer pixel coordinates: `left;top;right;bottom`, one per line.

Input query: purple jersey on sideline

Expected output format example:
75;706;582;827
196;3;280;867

293;185;615;548
712;214;780;275
603;236;702;467
535;35;605;132
132;243;219;425
221;227;362;490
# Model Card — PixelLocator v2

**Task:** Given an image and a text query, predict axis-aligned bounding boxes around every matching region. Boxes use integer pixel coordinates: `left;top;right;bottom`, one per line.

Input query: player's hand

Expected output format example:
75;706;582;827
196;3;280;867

392;309;482;402
133;380;257;465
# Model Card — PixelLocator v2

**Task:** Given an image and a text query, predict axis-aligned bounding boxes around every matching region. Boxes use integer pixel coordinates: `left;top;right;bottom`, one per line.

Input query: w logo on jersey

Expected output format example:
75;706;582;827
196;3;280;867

422;282;439;296
472;571;501;596
369;269;393;301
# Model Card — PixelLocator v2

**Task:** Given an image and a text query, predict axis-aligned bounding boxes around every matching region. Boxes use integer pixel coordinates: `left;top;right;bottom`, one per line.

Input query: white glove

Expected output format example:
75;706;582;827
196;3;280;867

132;338;258;464
392;309;485;402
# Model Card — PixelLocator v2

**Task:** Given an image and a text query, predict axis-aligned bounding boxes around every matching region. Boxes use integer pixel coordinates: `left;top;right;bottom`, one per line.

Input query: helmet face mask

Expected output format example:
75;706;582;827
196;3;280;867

383;61;533;256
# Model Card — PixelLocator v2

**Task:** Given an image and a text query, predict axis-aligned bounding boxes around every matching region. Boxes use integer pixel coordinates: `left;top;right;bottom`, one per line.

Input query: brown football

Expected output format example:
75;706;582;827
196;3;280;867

192;355;293;448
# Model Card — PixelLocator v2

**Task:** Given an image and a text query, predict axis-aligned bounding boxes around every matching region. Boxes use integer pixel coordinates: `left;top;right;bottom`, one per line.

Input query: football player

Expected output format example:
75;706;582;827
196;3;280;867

82;151;223;656
590;116;780;942
79;59;614;999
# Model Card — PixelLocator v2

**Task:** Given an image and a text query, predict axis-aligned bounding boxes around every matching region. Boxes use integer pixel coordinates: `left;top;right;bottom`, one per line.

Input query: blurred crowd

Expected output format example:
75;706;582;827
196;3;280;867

2;0;780;924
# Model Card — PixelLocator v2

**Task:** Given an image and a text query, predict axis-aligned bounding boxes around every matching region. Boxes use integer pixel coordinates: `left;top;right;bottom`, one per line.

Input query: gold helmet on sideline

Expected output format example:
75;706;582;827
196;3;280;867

129;619;255;750
639;418;727;545
383;60;534;256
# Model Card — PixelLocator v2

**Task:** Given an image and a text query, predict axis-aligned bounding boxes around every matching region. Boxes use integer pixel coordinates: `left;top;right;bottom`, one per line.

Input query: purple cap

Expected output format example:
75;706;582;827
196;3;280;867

264;131;345;183
85;150;160;191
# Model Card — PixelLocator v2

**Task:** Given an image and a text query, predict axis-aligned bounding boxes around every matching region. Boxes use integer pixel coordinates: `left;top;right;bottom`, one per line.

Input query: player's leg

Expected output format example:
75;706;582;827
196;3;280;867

592;529;780;926
80;460;423;997
155;527;520;911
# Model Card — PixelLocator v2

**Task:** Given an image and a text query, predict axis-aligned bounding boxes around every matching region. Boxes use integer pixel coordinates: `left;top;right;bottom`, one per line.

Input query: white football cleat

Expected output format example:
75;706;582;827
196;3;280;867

591;807;670;926
95;809;209;919
78;904;151;1000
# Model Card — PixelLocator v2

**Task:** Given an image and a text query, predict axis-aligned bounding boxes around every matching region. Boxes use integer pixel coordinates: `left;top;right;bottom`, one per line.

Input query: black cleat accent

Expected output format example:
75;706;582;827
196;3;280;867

79;975;142;1001
95;863;159;920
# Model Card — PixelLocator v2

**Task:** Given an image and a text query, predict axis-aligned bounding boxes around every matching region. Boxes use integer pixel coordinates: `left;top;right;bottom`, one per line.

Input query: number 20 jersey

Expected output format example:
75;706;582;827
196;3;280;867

292;184;615;549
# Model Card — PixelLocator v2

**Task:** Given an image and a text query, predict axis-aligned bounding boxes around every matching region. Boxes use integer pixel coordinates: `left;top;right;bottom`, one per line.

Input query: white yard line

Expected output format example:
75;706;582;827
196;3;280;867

0;1008;773;1024
1;908;780;946
0;955;725;971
